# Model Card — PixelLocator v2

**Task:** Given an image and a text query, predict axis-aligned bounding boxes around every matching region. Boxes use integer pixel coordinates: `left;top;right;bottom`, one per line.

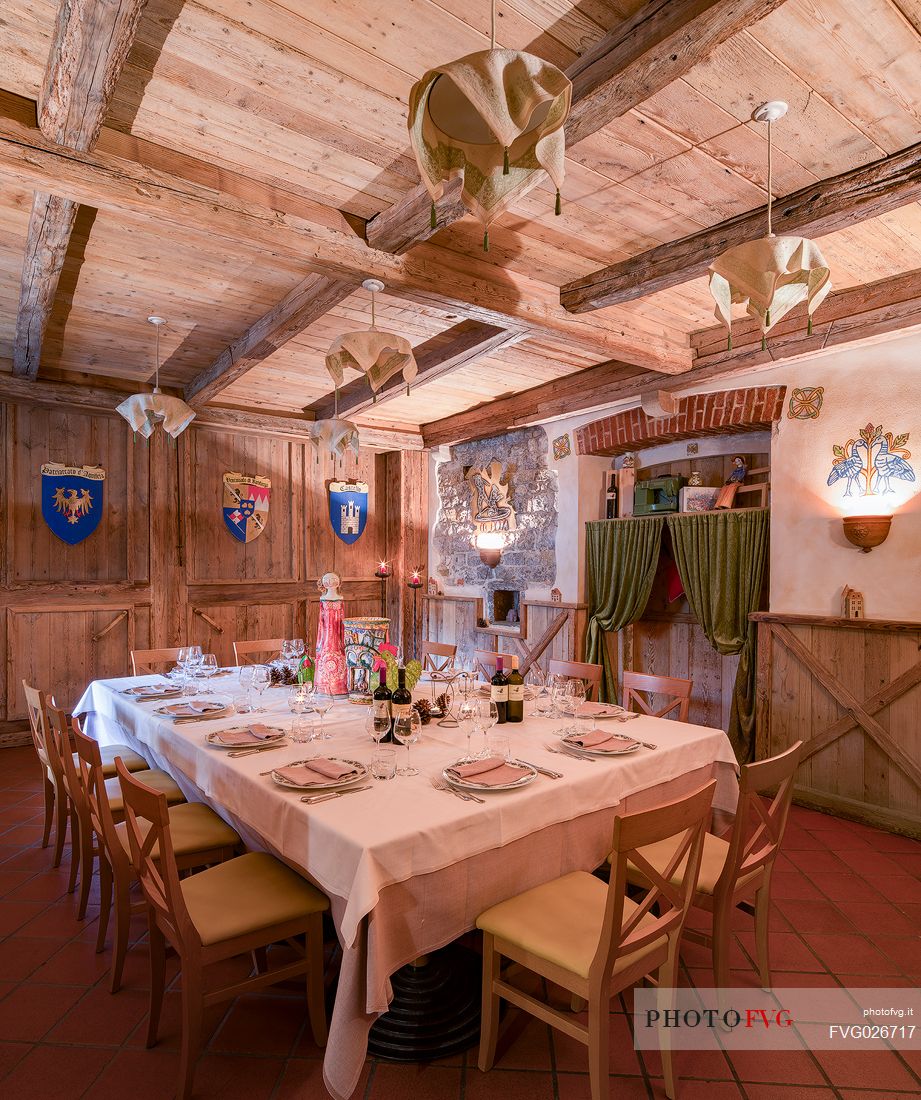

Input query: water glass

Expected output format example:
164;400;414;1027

290;713;313;744
198;653;218;694
479;698;499;732
365;707;391;744
487;732;510;761
567;678;587;713
291;638;305;660
393;710;421;776
457;699;479;762
371;748;397;781
312;693;334;740
251;665;271;712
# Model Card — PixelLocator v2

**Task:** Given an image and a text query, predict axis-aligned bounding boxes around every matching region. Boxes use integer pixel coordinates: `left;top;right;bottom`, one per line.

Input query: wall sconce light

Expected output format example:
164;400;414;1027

475;531;506;568
842;514;892;553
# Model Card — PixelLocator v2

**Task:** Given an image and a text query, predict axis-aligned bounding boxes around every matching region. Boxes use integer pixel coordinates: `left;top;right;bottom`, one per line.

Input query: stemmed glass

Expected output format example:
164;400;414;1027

549;674;570;718
477;698;498;757
457;698;479;762
198;653;218;694
365;707;391;744
393;709;421;776
251;665;271;713
290;639;305;660
312;692;334;740
568;678;587;712
288;686;313;743
236;665;254;713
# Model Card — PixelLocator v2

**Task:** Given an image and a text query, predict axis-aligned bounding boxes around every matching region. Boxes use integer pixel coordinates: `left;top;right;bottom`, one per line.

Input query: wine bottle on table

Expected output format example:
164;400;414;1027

390;667;412;738
506;661;524;723
372;672;393;743
491;655;508;724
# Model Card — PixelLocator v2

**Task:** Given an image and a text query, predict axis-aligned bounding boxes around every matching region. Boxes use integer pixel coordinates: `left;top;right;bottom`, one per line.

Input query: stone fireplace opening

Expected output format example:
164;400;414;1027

490;588;520;625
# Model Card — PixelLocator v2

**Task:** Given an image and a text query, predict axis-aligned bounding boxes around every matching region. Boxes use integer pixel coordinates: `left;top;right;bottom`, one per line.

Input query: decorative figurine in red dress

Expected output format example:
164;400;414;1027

315;571;348;696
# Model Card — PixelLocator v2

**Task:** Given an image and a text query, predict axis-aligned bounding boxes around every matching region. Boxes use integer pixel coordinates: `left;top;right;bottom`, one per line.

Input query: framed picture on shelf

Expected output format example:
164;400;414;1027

679;486;720;513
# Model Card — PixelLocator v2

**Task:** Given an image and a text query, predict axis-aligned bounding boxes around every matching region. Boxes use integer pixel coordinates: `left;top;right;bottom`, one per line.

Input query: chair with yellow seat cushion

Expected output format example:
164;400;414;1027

116;759;329;1100
72;725;240;995
626;742;802;995
47;705;186;925
476;781;715;1100
98;744;149;778
22;682;72;874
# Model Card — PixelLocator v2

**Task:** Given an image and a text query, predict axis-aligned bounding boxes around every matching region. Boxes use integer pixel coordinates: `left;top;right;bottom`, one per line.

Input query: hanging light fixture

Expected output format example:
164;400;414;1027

708;101;832;351
115;317;196;439
408;0;571;251
309;413;360;460
324;279;417;400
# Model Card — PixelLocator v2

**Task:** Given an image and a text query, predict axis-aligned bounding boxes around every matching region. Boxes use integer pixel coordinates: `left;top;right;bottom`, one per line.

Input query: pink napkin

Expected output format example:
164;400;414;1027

160;700;223;717
275;758;360;786
213;725;281;746
447;755;530;787
576;702;622;718
125;684;176;697
564;728;639;752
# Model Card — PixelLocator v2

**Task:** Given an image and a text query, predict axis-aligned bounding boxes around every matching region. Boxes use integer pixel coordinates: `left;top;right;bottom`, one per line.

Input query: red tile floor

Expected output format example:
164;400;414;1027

1;744;920;1099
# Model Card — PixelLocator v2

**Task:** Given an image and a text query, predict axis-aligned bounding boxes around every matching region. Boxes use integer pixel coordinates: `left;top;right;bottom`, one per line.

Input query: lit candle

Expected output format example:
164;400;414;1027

375;560;392;579
407;568;423;588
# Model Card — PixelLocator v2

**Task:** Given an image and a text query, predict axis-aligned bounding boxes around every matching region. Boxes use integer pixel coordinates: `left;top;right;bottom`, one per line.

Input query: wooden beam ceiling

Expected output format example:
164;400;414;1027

12;0;146;379
185;272;357;406
366;0;789;255
561;139;921;313
306;320;523;421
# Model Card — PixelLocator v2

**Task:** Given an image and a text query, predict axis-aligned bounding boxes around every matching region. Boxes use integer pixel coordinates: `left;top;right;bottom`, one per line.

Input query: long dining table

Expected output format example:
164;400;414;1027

75;673;739;1099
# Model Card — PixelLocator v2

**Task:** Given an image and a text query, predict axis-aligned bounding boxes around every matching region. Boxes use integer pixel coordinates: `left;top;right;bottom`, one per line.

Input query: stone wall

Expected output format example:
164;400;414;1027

433;427;557;611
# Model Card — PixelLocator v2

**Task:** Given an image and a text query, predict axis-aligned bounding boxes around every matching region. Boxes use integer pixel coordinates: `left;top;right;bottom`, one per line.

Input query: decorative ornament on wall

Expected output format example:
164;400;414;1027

407;0;571;251
41;463;105;545
467;459;517;535
788;387;825;420
329;480;368;544
827;423;915;498
222;472;270;543
552;433;571;460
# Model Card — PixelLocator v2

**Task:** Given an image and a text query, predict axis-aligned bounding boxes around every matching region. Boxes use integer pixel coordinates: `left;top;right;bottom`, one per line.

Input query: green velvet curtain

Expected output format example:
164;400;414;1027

585;517;665;703
666;508;769;763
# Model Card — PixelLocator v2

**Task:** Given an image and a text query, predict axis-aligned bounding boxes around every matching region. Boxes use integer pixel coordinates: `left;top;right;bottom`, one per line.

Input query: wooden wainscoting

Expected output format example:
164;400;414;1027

754;612;921;838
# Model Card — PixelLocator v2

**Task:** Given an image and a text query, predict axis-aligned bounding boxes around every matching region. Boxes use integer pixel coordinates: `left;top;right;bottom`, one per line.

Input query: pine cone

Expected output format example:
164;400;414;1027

413;700;432;725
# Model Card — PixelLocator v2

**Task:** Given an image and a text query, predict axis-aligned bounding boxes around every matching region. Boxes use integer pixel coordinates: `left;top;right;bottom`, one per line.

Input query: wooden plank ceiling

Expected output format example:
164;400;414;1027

0;0;920;439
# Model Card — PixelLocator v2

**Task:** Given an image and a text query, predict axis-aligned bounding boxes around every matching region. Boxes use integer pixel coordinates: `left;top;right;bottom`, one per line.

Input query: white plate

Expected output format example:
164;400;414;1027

561;705;633;721
271;756;368;791
154;698;231;719
560;734;641;757
206;726;286;749
122;685;182;700
443;758;537;792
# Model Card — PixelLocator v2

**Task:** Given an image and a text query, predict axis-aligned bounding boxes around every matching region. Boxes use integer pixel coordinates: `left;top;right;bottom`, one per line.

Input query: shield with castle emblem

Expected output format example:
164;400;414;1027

222;472;271;543
328;480;368;544
41;463;106;545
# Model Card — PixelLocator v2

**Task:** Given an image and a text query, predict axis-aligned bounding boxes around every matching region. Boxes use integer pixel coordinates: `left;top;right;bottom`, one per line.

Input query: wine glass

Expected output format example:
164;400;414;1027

478;699;498;755
280;640;295;663
365;707;391;744
312;692;334;740
457;698;479;762
236;665;254;713
291;638;305;660
550;674;570;719
251;665;271;713
568;678;587;712
198;653;218;694
393;709;421;776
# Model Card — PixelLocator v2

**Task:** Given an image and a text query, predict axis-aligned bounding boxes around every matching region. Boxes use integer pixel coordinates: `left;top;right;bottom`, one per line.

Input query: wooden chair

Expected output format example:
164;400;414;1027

131;647;183;675
628;742;803;994
476;781;715;1100
46;704;183;924
547;659;603;701
421;640;457;672
622;670;692;722
116;758;330;1099
474;649;519;680
233;638;285;666
70;723;240;993
22;682;73;876
22;681;60;853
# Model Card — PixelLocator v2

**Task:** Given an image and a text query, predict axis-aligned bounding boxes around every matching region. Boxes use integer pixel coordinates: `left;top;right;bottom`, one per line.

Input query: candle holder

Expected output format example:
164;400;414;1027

374;560;392;617
406;567;424;661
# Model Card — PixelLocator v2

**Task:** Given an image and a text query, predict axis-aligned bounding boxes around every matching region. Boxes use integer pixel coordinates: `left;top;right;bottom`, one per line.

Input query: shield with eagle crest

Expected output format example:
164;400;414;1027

41;463;106;545
222;472;271;543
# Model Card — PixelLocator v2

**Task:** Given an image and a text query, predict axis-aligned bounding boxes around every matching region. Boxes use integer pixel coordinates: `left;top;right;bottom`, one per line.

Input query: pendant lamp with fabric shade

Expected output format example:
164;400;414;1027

408;0;571;250
708;101;832;351
115;317;196;439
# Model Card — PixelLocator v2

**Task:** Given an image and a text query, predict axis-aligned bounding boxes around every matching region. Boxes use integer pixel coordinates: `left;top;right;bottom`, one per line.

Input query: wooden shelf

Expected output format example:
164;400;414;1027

750;612;921;633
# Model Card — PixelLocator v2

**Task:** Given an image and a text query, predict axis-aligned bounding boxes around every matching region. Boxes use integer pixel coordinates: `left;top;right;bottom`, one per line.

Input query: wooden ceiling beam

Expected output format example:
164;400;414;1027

307;320;523;421
185;272;357;406
0;103;687;370
561;139;921;313
366;0;788;254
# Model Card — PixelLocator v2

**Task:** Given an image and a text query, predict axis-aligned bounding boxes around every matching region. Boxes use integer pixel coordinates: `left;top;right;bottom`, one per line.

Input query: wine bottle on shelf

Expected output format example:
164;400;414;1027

491;655;508;724
390;667;412;738
372;672;393;743
506;661;524;723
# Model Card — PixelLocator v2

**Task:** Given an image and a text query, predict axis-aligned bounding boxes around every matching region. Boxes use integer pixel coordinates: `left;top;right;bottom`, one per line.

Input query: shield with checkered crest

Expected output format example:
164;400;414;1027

222;472;271;543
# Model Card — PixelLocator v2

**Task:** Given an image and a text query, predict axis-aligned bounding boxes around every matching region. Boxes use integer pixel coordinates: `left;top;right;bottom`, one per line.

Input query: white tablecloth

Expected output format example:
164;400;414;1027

75;675;739;1097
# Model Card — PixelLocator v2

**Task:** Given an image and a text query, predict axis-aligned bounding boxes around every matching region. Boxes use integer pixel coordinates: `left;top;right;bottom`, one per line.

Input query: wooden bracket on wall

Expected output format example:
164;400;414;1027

92;610;128;642
519;610;570;677
193;608;224;633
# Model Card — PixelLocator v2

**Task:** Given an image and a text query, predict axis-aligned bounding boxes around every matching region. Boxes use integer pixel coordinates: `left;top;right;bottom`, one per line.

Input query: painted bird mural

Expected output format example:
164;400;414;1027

871;437;916;494
826;442;865;497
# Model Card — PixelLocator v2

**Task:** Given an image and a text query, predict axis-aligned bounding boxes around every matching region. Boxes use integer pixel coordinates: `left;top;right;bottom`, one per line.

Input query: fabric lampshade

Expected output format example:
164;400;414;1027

311;418;360;459
324;330;417;394
115;390;196;439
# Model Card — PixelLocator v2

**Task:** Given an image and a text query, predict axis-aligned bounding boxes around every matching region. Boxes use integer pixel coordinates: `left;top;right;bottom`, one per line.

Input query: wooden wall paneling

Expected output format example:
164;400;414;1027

384;449;428;659
149;427;184;647
879;631;921;819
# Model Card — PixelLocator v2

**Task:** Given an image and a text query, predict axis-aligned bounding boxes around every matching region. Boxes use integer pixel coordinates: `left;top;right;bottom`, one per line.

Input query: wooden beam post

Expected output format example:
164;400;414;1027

385;450;430;658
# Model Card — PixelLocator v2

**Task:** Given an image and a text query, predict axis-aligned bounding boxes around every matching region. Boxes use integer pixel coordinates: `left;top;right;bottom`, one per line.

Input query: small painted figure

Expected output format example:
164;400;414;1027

714;456;747;509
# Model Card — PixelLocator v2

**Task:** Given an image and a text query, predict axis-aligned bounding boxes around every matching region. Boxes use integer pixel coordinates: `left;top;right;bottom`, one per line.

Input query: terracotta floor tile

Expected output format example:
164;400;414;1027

862;875;921;902
786;849;850;874
0;1038;31;1079
48;984;150;1045
125;989;226;1051
814;1048;919;1091
840;848;911;877
743;1087;836;1099
15;899;88;940
4;869;73;904
770;872;825;901
192;1052;286;1099
0;1042;113;1098
464;1068;556;1100
493;1012;552;1070
736;931;825;973
726;1048;825;1085
641;1044;734;1081
773;898;855;933
0;981;85;1041
650;1081;744;1099
0;869;36;897
82;1047;181;1100
862;832;921;854
208;992;306;1056
553;1010;640;1076
31;939;112;986
0;934;67;981
369;1063;464;1100
557;1072;650;1098
874;934;921;976
833;900;920;935
889;852;921;876
811;872;882;902
800;933;903;976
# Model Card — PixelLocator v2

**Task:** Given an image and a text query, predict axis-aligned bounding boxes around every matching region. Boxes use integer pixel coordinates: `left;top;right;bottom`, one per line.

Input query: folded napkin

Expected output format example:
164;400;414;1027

124;684;176;698
575;702;625;718
213;724;281;747
275;758;360;786
446;755;530;787
564;728;639;752
159;700;224;717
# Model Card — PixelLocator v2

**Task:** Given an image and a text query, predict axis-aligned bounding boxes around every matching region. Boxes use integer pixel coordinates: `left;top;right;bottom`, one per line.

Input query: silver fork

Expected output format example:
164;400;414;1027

227;743;286;759
546;745;595;763
430;777;484;803
300;785;373;805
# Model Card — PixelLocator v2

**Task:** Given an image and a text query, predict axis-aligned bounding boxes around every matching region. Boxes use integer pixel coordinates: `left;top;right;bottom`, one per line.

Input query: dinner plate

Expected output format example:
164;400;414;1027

270;756;368;792
560;733;641;757
443;758;538;792
122;684;182;700
154;698;231;720
560;705;633;721
206;726;286;749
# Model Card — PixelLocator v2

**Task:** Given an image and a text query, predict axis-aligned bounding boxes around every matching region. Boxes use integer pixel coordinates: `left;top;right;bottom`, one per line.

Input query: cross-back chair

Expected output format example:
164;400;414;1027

131;647;183;675
628;742;803;994
474;649;519;680
233;638;285;666
622;670;692;722
421;640;457;673
116;759;330;1099
547;659;603;701
476;780;716;1100
22;682;74;876
70;723;239;992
